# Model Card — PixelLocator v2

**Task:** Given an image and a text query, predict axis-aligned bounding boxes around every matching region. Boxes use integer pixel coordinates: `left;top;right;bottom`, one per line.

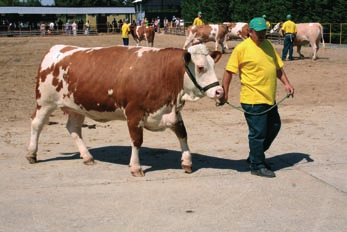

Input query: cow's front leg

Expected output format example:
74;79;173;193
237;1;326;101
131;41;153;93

170;113;192;173
66;112;94;165
127;115;145;177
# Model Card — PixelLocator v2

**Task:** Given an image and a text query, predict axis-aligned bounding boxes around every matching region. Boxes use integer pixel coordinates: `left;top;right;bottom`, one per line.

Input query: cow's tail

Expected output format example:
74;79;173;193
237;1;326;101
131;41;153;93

320;24;326;49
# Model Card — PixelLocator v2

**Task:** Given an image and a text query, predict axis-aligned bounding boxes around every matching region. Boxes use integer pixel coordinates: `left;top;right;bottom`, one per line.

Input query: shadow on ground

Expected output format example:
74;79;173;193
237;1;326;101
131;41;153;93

38;146;314;174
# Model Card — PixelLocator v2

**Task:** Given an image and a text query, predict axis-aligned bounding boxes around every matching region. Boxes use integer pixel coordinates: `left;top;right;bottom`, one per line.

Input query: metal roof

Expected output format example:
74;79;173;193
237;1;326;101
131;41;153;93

0;6;135;15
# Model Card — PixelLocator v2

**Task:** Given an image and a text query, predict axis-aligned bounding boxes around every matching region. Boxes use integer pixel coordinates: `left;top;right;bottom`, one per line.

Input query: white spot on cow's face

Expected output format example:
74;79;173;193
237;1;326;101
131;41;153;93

108;89;113;95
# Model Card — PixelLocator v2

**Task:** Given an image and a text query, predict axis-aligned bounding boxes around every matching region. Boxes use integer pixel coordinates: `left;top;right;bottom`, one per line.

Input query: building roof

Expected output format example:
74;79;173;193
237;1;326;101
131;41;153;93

0;6;135;15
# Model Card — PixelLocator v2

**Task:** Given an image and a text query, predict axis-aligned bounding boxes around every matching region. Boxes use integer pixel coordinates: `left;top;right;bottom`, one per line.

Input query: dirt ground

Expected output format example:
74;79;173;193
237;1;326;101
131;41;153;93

0;33;346;232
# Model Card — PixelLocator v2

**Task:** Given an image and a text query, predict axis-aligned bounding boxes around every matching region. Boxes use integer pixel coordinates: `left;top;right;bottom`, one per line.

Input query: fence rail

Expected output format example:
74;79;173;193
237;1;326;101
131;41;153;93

1;22;347;45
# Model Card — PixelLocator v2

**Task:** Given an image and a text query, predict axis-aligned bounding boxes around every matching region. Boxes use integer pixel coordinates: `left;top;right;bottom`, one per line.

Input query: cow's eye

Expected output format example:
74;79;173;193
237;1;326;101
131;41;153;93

197;66;205;73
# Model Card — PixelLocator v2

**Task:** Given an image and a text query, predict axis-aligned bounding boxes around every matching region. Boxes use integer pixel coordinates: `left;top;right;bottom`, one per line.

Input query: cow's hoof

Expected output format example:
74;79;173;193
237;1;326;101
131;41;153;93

26;155;37;164
82;156;95;165
131;168;145;177
182;164;193;173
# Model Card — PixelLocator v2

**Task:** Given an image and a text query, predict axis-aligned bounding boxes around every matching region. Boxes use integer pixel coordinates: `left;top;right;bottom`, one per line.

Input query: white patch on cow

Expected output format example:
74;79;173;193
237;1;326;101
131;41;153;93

41;45;89;71
309;23;314;27
144;105;177;131
227;22;248;40
108;89;113;95
136;47;160;57
188;44;209;56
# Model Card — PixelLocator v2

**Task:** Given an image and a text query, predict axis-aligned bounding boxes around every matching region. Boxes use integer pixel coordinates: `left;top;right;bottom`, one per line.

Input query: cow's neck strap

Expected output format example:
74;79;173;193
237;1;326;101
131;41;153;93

184;64;220;93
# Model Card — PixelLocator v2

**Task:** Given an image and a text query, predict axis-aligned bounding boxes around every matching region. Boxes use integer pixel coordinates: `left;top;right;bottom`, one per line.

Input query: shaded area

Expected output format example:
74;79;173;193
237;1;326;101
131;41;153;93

38;146;314;174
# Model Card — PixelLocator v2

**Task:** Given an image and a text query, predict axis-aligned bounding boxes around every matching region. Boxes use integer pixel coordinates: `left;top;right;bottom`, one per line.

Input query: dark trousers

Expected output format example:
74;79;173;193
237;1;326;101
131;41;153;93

282;34;294;60
241;104;281;170
123;38;129;46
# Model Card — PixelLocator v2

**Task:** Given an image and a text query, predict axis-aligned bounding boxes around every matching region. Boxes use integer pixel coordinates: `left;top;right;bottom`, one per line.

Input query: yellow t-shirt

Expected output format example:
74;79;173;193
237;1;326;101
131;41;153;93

281;20;297;34
225;38;283;105
266;20;271;29
193;17;204;26
122;23;130;38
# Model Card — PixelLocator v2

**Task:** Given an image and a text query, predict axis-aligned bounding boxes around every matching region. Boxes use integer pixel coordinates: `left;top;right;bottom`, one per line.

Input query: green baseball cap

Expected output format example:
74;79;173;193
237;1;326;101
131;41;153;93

287;14;292;19
198;12;202;15
249;17;269;31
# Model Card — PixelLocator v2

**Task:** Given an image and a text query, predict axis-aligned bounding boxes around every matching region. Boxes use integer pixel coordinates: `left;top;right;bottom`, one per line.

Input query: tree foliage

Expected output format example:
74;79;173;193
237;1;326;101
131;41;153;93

0;0;41;6
182;0;347;24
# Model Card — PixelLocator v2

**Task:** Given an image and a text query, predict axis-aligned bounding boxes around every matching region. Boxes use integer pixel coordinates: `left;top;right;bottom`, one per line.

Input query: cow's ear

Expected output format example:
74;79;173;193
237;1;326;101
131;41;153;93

209;51;222;63
183;51;191;65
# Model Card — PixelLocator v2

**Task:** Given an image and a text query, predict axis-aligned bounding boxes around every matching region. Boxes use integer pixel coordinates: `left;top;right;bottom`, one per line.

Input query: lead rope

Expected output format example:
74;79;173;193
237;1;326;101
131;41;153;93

216;93;292;116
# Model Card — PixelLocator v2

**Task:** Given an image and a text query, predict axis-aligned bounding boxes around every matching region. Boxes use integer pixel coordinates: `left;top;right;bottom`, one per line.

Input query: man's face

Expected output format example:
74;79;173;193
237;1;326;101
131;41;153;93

249;29;266;45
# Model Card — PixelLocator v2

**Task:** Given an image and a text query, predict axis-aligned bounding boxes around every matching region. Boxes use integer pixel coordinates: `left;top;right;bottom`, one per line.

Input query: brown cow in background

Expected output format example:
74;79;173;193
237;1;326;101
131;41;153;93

130;24;155;47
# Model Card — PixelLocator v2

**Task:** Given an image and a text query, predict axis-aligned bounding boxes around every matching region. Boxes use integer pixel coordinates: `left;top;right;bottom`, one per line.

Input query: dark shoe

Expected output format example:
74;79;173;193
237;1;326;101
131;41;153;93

251;168;276;178
246;157;272;170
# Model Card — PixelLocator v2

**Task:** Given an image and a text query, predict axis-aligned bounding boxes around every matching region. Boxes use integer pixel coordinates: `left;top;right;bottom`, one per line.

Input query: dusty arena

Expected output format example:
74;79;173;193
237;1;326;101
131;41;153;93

0;33;346;231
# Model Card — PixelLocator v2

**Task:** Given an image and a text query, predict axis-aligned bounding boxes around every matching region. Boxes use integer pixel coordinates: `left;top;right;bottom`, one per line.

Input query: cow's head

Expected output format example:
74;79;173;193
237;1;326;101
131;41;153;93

270;22;283;34
182;44;223;101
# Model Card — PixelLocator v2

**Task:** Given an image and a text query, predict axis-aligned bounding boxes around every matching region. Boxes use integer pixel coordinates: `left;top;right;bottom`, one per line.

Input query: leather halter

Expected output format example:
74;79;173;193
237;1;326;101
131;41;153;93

184;64;220;93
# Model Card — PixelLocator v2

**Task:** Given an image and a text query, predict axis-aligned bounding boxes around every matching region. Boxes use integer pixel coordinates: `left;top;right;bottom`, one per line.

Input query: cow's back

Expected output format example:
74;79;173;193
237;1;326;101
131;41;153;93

295;23;323;46
37;45;186;119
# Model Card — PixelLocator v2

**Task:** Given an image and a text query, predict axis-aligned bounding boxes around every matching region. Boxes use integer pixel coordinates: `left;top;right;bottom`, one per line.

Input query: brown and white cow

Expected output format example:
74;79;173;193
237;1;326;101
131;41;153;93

130;24;155;47
25;44;223;177
270;22;325;60
183;24;230;53
224;22;249;42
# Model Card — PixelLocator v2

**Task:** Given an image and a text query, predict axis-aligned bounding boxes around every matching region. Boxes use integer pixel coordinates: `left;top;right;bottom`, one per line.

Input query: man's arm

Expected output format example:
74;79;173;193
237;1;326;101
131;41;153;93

277;68;295;97
219;70;234;104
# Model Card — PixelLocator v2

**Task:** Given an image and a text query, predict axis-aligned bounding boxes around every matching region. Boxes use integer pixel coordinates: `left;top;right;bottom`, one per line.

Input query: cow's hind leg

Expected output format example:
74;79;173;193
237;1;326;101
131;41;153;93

297;45;304;59
170;113;192;173
66;111;94;165
312;42;318;60
26;105;56;163
126;113;145;177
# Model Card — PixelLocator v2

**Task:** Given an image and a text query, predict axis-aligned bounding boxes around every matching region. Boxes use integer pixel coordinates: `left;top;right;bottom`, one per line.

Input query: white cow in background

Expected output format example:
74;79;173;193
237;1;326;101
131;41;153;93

271;22;325;60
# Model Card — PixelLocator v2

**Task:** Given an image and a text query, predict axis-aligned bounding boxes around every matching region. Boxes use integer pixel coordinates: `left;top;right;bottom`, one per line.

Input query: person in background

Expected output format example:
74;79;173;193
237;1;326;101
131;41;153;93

84;20;90;35
40;22;46;36
219;17;294;178
281;14;297;61
65;20;70;35
193;12;204;26
164;17;168;32
112;18;117;32
72;21;77;36
263;14;271;30
156;16;161;33
121;18;130;46
142;18;148;27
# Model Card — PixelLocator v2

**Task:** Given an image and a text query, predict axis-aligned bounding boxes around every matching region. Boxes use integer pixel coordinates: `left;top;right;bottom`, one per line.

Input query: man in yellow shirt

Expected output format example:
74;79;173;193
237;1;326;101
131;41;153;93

263;14;271;30
219;17;294;178
281;14;297;61
121;19;130;46
193;12;204;26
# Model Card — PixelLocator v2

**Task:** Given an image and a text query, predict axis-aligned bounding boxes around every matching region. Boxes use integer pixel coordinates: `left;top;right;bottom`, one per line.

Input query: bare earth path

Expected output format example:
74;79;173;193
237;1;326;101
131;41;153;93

0;33;346;231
